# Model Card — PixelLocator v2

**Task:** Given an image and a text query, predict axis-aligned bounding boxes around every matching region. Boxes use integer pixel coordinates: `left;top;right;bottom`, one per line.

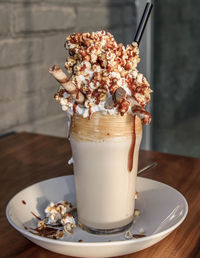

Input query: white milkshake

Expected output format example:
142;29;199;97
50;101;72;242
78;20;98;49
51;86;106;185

70;113;142;231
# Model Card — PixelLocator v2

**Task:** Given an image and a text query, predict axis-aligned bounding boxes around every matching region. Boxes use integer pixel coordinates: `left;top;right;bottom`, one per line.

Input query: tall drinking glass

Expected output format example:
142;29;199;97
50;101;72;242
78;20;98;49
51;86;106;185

70;112;142;234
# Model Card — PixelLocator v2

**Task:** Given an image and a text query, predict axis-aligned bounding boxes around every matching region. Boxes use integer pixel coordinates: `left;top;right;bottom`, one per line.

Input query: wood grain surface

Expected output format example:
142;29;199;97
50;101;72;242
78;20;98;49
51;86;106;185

0;132;199;258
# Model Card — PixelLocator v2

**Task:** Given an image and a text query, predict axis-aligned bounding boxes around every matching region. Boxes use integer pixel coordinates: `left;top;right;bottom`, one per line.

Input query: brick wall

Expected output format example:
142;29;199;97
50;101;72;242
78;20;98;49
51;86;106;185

0;0;137;137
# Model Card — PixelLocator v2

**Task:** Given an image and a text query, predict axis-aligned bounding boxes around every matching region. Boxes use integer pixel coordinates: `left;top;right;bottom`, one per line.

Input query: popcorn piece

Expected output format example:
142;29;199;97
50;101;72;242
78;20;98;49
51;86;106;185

64;224;75;234
125;230;132;240
62;213;76;234
37;219;47;230
55;230;64;239
45;200;74;225
61;213;76;225
119;99;130;115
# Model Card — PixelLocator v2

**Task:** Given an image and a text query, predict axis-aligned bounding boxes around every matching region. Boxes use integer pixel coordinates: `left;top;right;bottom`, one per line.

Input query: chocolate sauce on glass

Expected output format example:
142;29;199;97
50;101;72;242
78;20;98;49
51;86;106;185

76;89;79;100
73;103;77;113
89;106;92;117
128;115;136;172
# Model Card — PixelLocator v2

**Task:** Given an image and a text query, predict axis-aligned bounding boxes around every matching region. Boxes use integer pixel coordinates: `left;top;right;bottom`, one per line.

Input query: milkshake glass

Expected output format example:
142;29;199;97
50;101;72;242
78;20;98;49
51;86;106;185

49;30;152;233
70;112;142;233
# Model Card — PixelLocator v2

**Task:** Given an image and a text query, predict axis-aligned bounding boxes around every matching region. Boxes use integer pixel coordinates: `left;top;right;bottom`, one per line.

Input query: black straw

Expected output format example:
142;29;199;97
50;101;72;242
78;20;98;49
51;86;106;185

134;2;153;45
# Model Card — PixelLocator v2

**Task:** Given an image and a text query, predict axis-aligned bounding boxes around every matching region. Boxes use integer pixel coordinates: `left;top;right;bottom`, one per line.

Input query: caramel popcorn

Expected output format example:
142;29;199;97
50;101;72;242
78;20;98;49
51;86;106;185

45;200;74;225
52;30;152;124
28;200;77;240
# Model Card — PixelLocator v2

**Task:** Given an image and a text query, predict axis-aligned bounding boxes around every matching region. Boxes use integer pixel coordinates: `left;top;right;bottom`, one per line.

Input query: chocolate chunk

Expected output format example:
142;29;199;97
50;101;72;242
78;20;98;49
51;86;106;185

114;87;126;102
104;97;114;109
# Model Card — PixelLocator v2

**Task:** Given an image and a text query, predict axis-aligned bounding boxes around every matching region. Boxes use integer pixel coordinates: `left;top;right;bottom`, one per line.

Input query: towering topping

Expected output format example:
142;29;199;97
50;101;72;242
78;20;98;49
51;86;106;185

50;30;152;124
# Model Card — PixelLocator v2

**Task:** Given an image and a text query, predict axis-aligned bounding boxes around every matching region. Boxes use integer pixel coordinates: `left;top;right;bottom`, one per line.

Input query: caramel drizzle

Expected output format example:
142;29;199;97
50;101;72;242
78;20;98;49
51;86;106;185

128;115;136;172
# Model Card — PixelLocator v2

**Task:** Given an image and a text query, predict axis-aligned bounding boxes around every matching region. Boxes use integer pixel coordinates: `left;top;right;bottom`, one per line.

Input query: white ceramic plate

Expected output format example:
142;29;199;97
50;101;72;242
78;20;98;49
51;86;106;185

6;176;188;258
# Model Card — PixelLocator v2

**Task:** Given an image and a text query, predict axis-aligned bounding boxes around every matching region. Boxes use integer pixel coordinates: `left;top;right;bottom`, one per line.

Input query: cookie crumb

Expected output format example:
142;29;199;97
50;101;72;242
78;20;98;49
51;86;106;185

134;209;140;217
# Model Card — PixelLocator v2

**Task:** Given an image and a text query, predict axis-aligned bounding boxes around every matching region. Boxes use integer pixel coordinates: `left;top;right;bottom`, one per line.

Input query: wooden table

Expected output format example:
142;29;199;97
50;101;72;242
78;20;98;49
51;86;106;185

0;132;199;258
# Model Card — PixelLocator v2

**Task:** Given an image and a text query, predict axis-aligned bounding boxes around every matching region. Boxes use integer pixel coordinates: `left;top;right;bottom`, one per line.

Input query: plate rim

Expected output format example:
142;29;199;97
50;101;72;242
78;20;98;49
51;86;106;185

6;175;188;247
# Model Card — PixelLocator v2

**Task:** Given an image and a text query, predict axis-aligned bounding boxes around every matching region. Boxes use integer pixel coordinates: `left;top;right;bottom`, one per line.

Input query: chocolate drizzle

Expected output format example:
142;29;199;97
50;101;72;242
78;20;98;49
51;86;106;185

29;226;61;238
27;212;64;239
31;212;41;221
73;102;77;113
132;234;146;238
128;115;136;172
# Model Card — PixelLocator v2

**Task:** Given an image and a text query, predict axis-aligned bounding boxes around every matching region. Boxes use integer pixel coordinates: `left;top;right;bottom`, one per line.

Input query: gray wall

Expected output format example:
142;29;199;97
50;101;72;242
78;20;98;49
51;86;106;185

0;0;137;138
136;0;153;150
153;0;200;157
